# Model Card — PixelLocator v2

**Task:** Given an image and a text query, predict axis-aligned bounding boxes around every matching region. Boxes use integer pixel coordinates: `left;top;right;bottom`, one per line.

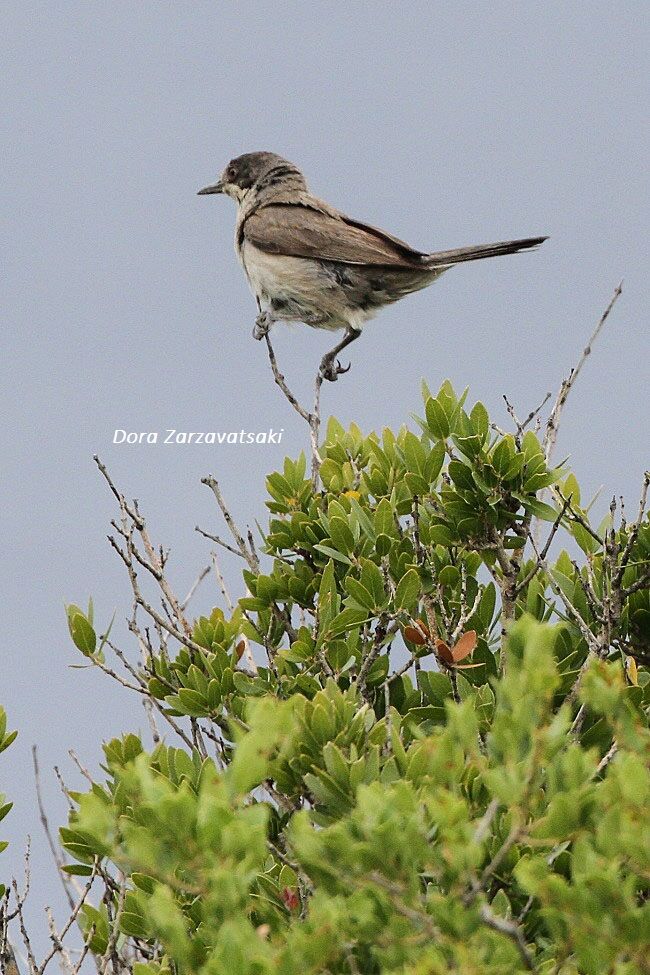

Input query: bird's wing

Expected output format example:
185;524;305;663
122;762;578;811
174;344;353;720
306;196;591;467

242;203;427;267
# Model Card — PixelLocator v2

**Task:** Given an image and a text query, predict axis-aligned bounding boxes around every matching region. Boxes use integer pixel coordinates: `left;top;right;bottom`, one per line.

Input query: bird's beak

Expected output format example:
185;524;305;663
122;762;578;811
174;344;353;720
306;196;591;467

197;179;224;196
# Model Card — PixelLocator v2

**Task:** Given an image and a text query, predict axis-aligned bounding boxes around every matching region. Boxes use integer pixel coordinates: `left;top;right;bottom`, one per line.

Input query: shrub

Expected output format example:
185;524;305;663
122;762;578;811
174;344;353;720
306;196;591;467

54;379;650;975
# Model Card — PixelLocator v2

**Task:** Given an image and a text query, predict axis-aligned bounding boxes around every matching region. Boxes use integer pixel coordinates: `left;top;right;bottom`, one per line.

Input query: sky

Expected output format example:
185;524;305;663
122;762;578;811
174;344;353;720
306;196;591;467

2;0;648;955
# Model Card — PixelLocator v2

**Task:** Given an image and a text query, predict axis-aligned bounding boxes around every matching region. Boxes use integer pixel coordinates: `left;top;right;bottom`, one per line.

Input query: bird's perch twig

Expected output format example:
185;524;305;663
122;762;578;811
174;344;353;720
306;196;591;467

264;333;323;487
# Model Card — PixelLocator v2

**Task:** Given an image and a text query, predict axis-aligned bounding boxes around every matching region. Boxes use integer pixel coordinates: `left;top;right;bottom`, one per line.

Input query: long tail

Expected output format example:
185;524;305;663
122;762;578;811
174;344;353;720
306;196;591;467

424;236;547;268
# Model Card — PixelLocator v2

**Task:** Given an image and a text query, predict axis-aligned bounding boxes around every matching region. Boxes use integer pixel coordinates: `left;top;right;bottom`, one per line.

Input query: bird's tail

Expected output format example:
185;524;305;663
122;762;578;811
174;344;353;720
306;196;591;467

424;236;547;268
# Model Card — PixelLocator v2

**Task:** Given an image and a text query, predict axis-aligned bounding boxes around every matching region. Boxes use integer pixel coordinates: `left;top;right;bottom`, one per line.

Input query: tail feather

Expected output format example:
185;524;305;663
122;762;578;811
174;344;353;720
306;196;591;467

425;236;547;268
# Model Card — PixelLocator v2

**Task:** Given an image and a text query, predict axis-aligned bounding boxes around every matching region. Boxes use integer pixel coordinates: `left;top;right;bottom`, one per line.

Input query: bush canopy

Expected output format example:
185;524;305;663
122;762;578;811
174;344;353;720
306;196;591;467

3;377;649;975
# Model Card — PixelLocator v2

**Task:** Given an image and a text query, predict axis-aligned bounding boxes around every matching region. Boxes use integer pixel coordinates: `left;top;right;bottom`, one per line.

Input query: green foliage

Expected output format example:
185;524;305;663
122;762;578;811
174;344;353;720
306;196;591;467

62;382;649;974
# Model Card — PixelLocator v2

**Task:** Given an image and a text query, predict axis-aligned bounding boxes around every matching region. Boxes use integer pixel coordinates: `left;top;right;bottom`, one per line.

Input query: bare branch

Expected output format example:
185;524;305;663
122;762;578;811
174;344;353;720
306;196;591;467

479;904;536;971
528;533;599;653
99;874;126;975
37;863;98;975
263;332;311;424
594;740;618;778
613;471;649;589
551;488;604;547
94;456;143;529
357;615;390;700
181;564;211;611
195;526;245;560
32;748;76;911
263;333;323;486
516;494;572;595
201;476;259;572
210;552;259;674
544;283;623;465
130;500;192;638
211;551;234;611
504;390;551;443
472;798;500;845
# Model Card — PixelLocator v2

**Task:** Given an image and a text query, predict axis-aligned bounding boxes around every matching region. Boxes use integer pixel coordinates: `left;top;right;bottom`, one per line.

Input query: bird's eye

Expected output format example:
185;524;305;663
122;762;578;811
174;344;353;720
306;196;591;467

227;166;236;182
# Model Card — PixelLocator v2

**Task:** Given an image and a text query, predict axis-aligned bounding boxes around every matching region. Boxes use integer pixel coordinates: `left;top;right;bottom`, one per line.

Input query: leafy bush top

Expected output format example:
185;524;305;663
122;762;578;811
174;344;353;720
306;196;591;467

50;381;650;973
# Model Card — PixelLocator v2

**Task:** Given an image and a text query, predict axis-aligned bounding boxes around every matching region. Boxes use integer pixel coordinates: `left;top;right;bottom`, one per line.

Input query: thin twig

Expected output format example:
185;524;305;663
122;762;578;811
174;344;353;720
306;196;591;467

211;552;259;674
528;534;599;654
131;500;192;637
357;615;390;700
106;533;205;658
195;526;245;559
180;564;211;611
32;748;76;911
68;751;94;787
37;863;98;975
263;333;310;424
543;282;623;465
516;494;572;595
503;390;551;444
596;740;618;775
613;471;649;589
130;628;161;744
99;874;126;975
211;551;234;611
201;476;259;572
472;799;500;845
264;333;323;486
109;642;196;750
479;904;536;971
520;391;552;435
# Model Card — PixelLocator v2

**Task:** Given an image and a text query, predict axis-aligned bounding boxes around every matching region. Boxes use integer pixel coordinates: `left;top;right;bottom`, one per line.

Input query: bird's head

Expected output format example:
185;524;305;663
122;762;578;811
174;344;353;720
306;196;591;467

197;152;307;204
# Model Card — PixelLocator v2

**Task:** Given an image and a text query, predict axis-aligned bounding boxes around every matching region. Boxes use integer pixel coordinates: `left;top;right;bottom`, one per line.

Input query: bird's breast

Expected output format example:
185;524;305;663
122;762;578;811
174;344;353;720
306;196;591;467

239;240;354;330
239;239;319;298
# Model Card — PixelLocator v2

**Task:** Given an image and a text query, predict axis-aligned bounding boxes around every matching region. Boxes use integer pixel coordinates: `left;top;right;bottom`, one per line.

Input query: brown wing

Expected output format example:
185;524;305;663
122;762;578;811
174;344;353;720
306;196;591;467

242;203;426;267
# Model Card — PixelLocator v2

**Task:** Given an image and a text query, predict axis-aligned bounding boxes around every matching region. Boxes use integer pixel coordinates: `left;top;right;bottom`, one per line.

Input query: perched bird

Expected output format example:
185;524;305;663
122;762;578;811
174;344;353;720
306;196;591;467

198;152;546;381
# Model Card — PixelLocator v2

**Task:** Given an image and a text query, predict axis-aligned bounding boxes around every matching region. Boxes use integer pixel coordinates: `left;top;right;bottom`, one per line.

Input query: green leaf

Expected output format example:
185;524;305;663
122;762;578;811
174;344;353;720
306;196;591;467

360;559;386;609
491;435;516;476
470;400;489;440
345;577;376;611
394;569;421;611
419;671;453;705
375;532;392;557
425;398;450;439
374;498;395;537
67;609;97;656
329;516;355;555
313;544;353;566
448;461;475;491
514;494;558;521
232;672;268;696
438;565;460;588
349;498;376;539
62;863;94;876
329;607;371;636
0;730;17;755
521;430;544;460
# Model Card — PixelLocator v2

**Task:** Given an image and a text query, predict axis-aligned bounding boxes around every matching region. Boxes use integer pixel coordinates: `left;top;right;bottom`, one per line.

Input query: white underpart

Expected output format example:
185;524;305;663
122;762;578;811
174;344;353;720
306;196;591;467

238;239;374;332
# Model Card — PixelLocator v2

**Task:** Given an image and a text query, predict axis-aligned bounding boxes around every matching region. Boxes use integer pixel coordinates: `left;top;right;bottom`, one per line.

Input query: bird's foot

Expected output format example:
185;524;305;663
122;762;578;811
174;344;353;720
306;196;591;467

253;310;273;341
319;354;352;383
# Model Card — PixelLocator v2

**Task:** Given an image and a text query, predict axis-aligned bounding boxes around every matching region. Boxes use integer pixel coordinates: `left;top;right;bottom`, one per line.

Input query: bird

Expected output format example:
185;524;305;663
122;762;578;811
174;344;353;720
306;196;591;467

198;152;546;382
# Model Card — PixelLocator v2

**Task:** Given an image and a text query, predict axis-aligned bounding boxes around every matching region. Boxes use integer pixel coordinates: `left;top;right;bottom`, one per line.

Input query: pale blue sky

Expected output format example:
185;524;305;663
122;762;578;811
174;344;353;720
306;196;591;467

2;0;648;950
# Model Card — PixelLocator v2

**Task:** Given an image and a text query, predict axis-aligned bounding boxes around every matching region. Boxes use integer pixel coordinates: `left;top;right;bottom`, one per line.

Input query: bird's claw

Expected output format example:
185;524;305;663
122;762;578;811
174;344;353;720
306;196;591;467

253;311;273;341
319;356;352;382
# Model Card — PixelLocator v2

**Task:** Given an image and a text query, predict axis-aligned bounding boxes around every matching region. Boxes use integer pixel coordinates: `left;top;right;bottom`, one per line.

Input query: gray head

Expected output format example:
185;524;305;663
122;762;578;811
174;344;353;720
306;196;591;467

197;152;307;202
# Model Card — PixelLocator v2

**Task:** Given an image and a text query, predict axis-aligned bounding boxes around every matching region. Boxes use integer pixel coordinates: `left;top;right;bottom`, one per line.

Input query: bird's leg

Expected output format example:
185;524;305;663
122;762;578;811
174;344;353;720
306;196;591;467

319;326;362;382
253;309;274;341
